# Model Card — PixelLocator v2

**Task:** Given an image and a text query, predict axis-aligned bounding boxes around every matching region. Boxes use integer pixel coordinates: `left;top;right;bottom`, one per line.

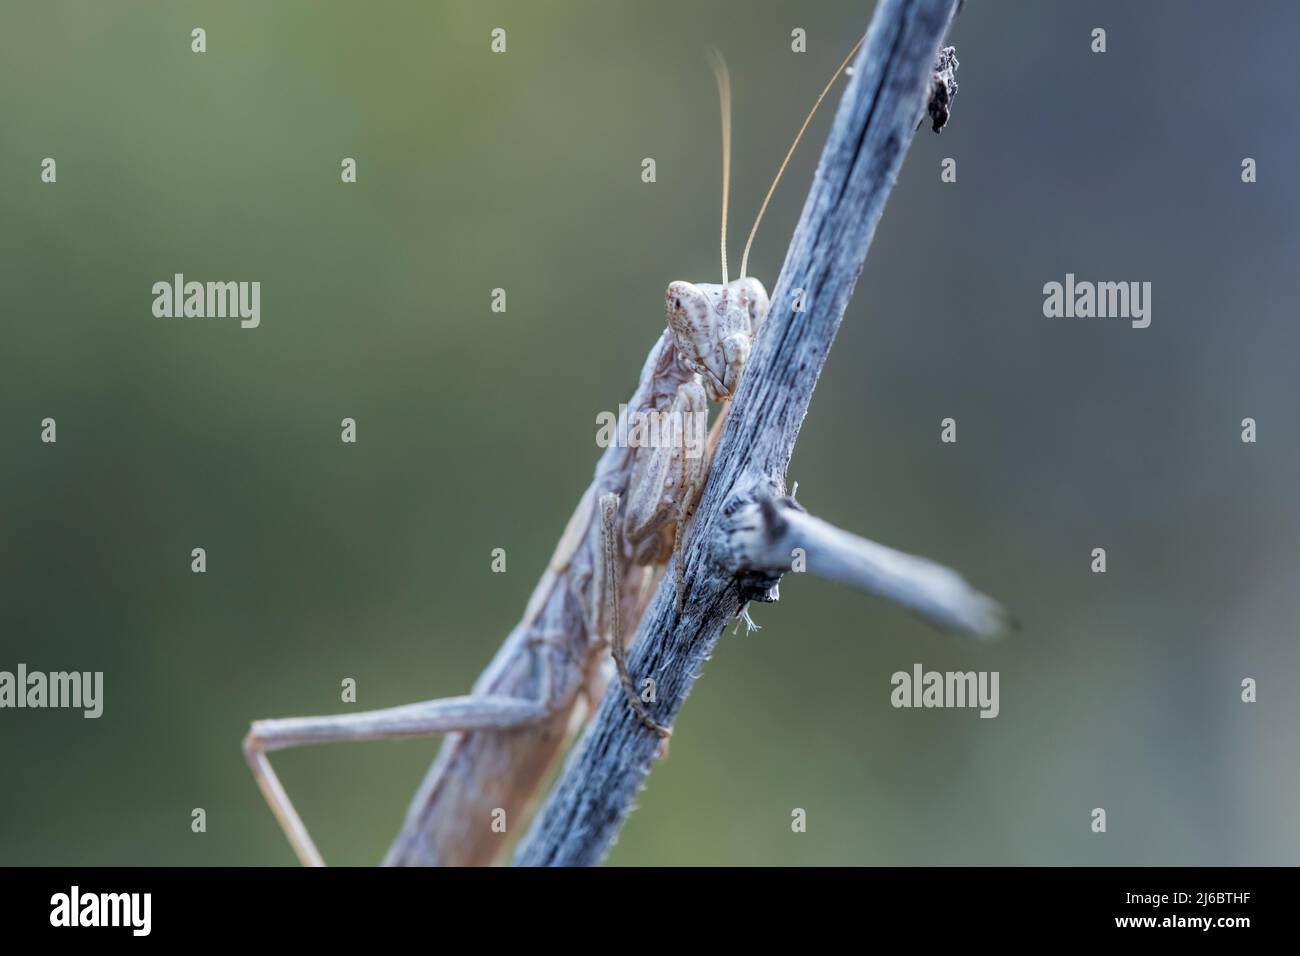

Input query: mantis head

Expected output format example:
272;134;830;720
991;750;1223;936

665;41;853;401
665;278;769;400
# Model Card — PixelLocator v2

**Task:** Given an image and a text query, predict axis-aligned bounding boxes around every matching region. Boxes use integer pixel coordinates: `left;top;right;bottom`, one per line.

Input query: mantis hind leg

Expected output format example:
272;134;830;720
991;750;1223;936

244;693;551;866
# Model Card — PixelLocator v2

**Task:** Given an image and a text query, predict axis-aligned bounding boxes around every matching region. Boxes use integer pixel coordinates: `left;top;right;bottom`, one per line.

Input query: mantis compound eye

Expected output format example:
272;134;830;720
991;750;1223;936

665;281;707;324
665;281;712;360
733;276;770;334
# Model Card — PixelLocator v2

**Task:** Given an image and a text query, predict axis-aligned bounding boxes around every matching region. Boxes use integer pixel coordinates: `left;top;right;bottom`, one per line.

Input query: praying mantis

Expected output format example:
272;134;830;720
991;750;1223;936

243;36;997;867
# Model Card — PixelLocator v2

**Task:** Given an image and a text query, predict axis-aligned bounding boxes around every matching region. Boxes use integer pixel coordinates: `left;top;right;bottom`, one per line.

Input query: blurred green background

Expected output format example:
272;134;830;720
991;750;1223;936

2;0;1298;865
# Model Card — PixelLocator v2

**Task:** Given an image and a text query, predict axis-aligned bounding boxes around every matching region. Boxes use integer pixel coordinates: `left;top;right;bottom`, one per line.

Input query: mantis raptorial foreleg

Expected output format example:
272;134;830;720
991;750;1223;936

244;647;560;867
621;378;711;612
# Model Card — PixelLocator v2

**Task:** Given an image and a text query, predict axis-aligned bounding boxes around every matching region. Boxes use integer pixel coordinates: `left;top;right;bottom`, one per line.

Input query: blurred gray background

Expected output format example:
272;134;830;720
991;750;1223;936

2;0;1297;865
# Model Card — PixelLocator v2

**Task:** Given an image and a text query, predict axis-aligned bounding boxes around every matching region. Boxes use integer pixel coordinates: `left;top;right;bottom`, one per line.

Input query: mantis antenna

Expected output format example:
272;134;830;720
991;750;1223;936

706;46;732;285
738;34;866;280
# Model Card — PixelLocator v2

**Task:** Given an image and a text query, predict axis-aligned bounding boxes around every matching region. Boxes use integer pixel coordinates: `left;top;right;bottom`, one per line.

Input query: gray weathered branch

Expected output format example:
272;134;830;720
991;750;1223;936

516;0;969;866
722;495;1005;637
